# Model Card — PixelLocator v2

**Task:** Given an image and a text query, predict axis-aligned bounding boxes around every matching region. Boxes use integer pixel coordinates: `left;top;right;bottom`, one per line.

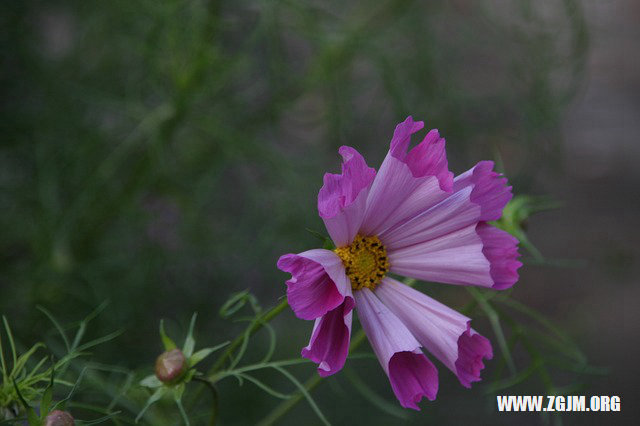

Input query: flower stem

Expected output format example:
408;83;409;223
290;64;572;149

257;328;368;426
193;377;218;426
188;298;290;413
208;298;290;375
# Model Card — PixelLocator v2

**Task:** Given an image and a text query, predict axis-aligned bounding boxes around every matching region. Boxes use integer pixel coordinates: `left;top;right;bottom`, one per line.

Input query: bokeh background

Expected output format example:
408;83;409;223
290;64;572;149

1;0;638;425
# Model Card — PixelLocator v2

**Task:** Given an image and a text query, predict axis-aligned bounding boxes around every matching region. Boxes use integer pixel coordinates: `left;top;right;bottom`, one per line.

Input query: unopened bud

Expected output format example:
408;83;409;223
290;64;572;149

45;410;75;426
155;348;187;383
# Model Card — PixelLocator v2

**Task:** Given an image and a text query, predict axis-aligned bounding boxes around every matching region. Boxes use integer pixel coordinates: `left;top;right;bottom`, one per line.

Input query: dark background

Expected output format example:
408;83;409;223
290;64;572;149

1;0;638;425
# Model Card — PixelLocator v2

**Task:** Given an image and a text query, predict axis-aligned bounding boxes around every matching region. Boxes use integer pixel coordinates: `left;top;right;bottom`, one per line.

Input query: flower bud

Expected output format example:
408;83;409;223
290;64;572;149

45;410;75;426
155;348;187;383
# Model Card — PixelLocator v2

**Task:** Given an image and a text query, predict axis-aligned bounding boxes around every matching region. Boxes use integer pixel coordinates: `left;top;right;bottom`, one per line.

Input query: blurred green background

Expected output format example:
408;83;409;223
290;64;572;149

1;0;638;425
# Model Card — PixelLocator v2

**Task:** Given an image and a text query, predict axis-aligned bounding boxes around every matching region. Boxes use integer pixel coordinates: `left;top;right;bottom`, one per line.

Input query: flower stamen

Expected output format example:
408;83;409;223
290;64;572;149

334;235;389;290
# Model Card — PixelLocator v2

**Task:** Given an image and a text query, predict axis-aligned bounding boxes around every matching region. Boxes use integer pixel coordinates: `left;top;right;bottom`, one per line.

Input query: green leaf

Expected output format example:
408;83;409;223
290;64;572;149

2;316;17;372
77;411;122;425
37;306;71;353
41;366;54;414
182;313;198;358
12;378;39;424
184;369;196;383
0;321;6;380
140;374;163;388
305;228;329;243
173;386;190;426
189;341;230;367
219;291;250;318
344;368;409;420
12;343;46;377
173;383;185;401
159;320;177;351
135;387;166;423
467;287;516;376
258;322;276;364
27;409;41;425
271;366;330;426
231;373;291;399
52;367;87;411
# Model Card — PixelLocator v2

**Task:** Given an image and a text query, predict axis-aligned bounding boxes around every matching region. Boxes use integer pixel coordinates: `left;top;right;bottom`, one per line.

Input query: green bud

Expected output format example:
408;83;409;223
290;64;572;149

155;348;187;383
45;410;75;426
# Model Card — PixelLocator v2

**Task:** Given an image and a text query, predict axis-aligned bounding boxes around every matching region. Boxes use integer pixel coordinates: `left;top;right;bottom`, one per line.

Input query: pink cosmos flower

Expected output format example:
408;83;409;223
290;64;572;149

277;117;522;409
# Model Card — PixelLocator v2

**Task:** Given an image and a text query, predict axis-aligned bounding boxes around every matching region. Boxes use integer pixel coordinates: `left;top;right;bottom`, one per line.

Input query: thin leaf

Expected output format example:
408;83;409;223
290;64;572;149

484;359;541;394
53;367;87;411
174;394;190;426
219;291;251;318
74;329;124;353
173;383;185;401
12;378;39;424
70;301;110;352
71;322;88;353
183;313;198;358
135;387;166;423
232;372;291;399
271;366;330;426
189;341;230;367
159;320;177;351
140;374;163;388
42;359;55;414
258;322;277;364
37;306;71;352
497;297;587;363
228;321;254;370
467;287;516;376
344;368;409;420
0;321;6;379
2;316;17;371
11;343;46;378
305;228;328;243
25;355;49;381
77;411;122;426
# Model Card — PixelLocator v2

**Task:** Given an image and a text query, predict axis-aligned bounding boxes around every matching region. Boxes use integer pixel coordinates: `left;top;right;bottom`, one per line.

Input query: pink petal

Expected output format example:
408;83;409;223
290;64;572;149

477;223;522;290
455;326;493;388
389;351;439;410
360;117;453;236
355;288;438;409
453;161;512;221
380;185;480;251
376;278;492;387
277;249;351;320
301;297;354;377
318;146;376;247
388;224;494;287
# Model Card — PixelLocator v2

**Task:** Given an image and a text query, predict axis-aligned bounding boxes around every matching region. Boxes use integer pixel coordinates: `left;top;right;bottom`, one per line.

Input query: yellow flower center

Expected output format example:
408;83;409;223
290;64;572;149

334;235;390;290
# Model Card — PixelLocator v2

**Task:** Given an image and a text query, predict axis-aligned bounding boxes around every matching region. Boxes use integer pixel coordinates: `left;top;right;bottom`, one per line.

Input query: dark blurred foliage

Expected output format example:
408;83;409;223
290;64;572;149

1;0;595;425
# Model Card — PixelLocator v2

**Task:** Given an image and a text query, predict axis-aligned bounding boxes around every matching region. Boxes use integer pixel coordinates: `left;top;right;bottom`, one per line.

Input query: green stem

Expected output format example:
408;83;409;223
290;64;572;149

188;298;289;413
467;287;516;376
257;328;368;426
208;298;290;375
193;377;218;426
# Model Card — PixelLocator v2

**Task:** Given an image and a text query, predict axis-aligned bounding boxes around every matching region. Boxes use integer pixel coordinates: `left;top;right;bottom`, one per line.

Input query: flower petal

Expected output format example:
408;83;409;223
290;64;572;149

319;146;376;247
453;161;512;221
388;224;494;287
376;278;492;387
301;297;354;377
455;326;493;388
354;288;438;409
380;185;480;251
361;117;453;236
477;223;522;290
277;249;351;320
388;351;439;410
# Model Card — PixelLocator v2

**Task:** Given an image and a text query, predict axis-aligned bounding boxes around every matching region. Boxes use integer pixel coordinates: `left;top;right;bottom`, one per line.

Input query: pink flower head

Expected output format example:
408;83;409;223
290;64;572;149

277;117;521;409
